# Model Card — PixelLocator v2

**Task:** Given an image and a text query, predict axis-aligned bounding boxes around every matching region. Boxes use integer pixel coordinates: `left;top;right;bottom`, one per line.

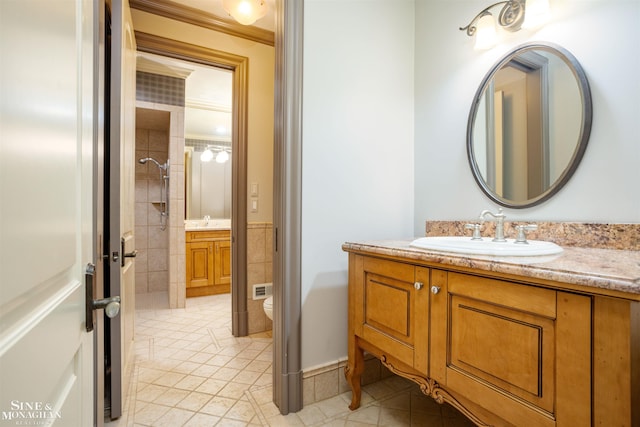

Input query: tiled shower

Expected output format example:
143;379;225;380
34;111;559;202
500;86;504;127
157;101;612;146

135;115;170;294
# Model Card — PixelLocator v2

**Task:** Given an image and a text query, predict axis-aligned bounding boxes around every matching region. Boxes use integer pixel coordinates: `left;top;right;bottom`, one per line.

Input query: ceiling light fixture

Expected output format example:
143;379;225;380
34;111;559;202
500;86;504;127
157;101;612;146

200;147;214;162
222;0;267;26
215;150;230;163
460;0;549;49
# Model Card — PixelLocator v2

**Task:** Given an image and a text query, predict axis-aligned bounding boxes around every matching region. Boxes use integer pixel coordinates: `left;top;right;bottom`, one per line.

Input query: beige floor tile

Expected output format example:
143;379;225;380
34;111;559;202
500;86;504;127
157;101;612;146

195;378;227;395
295;405;328;426
313;395;351;419
233;369;262;385
153;371;186;387
171;360;202;375
153;387;190;406
152;407;195;427
226;399;257;422
212;366;242;381
132;402;171;425
345;405;380;425
137;383;170;403
182;412;221;427
199;395;237;417
378;406;411;426
174;374;207;391
176;391;214;412
217;381;251;399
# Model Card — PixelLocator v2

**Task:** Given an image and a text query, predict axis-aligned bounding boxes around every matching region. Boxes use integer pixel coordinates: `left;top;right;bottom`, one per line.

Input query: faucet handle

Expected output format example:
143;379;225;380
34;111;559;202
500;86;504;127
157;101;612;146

514;224;538;244
464;223;483;240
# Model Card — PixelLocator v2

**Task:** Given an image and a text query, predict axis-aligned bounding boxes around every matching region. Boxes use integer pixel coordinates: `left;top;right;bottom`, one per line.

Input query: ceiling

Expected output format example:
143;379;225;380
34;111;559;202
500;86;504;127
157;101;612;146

168;0;276;31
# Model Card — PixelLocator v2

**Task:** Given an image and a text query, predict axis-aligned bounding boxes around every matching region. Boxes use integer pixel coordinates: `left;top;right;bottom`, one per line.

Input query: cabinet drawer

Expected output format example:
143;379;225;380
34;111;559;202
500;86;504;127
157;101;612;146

186;230;230;242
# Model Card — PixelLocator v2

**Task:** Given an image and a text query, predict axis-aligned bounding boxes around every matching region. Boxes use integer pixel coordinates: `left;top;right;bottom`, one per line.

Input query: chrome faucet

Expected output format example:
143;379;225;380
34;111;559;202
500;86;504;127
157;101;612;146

479;208;507;242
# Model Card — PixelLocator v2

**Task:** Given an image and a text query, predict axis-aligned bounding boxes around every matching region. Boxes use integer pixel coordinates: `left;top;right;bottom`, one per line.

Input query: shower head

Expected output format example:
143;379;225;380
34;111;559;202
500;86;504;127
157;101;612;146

138;157;167;170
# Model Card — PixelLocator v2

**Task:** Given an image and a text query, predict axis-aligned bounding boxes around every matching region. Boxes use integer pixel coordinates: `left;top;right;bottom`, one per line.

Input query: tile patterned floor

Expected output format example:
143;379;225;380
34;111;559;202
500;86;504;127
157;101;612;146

105;292;475;427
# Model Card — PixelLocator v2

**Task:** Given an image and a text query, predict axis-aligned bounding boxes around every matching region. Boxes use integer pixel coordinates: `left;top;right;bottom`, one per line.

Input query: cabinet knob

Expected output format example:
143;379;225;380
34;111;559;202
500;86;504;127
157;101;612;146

414;282;423;290
431;286;441;295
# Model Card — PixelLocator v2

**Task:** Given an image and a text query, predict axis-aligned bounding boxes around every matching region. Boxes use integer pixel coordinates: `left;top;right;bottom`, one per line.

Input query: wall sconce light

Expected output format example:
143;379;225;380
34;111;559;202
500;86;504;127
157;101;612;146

460;0;550;49
222;0;267;25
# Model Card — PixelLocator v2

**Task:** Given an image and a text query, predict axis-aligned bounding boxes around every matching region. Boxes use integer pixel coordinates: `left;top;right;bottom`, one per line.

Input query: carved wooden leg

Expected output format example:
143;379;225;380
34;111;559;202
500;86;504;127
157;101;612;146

345;339;364;410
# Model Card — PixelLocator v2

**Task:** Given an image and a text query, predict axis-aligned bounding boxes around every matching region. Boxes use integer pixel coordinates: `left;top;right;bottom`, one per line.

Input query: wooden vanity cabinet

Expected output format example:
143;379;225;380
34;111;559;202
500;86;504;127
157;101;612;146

345;252;612;427
186;230;231;297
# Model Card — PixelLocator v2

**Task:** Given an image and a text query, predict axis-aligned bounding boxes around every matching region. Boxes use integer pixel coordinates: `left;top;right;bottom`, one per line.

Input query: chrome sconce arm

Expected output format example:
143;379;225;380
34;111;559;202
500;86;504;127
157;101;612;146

460;0;526;36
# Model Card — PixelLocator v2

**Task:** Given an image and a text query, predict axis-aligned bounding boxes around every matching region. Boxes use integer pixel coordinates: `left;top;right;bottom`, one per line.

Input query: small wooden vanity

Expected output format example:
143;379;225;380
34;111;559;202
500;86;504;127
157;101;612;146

343;239;640;427
186;229;231;297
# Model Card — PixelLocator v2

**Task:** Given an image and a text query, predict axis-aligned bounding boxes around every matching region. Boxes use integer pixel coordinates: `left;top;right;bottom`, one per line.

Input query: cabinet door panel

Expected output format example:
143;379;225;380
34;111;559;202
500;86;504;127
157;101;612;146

186;242;213;288
449;294;555;408
365;274;412;339
214;240;231;285
355;256;429;371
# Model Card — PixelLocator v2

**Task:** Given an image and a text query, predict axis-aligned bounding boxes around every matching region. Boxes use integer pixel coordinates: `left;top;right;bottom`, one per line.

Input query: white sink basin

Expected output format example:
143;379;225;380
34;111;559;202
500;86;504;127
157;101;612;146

410;236;563;257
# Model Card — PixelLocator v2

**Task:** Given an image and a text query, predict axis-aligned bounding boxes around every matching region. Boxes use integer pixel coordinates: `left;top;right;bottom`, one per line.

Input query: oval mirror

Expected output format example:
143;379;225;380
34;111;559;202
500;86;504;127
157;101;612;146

467;43;592;208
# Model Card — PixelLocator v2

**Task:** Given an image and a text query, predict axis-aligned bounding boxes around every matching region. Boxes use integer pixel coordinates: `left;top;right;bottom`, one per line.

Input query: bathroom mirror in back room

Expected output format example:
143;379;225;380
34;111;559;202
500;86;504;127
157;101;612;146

183;64;233;220
467;42;592;208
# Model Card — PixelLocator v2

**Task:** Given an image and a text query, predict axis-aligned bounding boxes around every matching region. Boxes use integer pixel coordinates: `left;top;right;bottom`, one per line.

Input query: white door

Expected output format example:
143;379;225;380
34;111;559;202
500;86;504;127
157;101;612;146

105;0;137;420
0;1;96;426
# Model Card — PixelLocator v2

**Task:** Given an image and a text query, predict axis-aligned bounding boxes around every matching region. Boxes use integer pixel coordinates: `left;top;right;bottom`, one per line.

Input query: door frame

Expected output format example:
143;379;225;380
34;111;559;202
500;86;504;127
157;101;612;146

134;32;249;335
272;0;303;414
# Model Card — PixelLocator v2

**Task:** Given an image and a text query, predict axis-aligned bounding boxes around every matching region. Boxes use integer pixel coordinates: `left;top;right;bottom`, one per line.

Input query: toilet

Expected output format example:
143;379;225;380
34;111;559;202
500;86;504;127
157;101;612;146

263;296;273;320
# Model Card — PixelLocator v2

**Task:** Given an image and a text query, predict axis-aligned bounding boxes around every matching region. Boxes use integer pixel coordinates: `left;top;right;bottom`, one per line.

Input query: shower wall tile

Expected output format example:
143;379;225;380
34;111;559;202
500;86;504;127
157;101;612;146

135;226;148;251
135;272;148;294
148;271;169;292
135;100;185;307
135;119;169;295
136;128;149;148
135;248;148;274
147;180;161;201
149;129;169;151
148;227;168;249
135;180;148;203
148;206;162;226
135;203;148;226
148;248;168;272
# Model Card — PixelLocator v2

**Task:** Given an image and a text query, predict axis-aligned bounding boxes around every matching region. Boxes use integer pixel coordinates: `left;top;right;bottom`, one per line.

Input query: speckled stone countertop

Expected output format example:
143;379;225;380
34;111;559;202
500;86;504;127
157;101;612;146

342;238;640;301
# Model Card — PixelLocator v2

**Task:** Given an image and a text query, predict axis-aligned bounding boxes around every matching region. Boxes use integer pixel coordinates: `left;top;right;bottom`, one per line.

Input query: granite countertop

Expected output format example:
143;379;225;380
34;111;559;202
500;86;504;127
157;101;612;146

342;239;640;300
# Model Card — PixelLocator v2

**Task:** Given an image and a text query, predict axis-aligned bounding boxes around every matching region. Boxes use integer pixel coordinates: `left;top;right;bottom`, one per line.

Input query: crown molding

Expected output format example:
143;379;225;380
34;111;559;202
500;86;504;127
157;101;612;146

186;98;232;113
137;52;195;78
130;0;275;46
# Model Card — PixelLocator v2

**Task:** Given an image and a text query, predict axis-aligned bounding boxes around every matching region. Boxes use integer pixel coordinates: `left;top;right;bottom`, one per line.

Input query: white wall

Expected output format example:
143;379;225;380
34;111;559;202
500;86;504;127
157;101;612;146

414;0;640;231
301;0;415;369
